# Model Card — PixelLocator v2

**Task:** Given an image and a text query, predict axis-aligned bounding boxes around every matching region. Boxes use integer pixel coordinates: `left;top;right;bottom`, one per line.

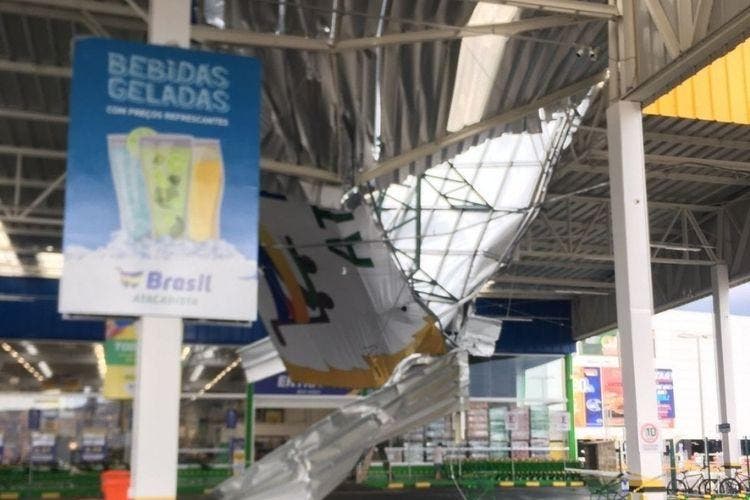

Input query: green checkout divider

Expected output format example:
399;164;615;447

0;467;232;498
364;460;585;490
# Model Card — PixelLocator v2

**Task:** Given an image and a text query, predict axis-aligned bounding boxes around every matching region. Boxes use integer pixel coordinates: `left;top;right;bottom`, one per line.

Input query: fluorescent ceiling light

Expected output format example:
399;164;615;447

38;361;53;379
447;4;517;132
20;341;38;356
181;346;191;362
93;344;106;378
35;252;64;278
1;341;46;382
0;221;23;276
189;364;205;382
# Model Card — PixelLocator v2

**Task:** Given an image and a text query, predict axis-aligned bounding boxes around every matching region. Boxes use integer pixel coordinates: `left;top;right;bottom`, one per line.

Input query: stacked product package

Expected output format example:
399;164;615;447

466;402;490;459
403;427;425;463
424;416;451;462
529;406;551;457
488;405;509;459
510;407;530;459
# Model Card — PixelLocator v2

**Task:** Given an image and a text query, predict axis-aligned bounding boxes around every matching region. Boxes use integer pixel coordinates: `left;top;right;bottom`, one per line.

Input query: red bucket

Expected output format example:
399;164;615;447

101;470;130;500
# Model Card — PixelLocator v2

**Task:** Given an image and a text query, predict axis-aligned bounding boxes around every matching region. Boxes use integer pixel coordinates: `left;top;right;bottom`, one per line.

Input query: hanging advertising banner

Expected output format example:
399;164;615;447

656;368;675;428
256;197;445;388
103;320;137;399
60;37;260;321
582;367;603;427
602;367;624;426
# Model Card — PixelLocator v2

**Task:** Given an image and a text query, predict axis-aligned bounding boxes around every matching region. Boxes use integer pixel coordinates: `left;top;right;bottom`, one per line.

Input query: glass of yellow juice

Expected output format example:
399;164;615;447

188;139;224;241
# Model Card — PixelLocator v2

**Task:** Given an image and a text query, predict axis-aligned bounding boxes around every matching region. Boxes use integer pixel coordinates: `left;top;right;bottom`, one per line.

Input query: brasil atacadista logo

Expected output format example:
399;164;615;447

117;268;212;292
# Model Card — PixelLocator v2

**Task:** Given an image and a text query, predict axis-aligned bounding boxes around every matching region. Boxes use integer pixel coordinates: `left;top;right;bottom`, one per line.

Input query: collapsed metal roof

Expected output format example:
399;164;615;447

0;0;749;352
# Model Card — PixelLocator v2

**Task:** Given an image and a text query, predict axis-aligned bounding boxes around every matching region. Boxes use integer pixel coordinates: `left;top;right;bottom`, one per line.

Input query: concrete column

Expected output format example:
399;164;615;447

607;100;664;495
711;264;740;468
130;317;183;499
129;2;190;499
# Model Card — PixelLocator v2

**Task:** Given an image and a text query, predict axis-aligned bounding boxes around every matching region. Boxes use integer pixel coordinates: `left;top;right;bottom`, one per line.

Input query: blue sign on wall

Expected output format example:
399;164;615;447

0;277;265;344
254;373;351;396
60;37;261;322
656;368;676;420
583;367;604;427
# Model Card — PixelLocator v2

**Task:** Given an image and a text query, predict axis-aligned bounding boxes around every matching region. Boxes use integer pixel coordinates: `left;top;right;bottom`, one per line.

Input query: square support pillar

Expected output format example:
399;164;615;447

607;100;664;493
130;316;183;499
129;2;191;499
711;264;740;468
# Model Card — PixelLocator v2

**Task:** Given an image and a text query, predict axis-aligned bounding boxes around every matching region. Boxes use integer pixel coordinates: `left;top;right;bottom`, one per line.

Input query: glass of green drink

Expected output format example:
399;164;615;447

139;134;193;238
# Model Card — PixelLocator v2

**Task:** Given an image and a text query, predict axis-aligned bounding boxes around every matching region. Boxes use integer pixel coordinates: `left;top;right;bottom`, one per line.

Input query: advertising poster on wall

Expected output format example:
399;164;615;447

60;37;260;321
574;359;677;429
582;367;604;427
103;320;136;399
656;368;675;428
601;367;624;426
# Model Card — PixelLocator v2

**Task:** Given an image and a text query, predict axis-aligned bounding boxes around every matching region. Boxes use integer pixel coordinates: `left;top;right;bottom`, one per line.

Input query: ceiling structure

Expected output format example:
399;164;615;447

0;0;750;391
0;339;246;393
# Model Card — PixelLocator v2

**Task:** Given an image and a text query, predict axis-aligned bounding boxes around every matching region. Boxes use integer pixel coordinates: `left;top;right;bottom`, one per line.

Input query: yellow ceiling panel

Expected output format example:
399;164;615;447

643;38;750;124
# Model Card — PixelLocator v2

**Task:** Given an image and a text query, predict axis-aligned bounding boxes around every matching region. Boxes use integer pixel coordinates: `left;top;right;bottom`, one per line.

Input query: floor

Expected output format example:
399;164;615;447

325;485;591;499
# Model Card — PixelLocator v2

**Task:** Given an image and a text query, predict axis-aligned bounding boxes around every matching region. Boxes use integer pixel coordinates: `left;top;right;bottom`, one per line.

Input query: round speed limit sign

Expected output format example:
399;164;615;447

640;423;659;444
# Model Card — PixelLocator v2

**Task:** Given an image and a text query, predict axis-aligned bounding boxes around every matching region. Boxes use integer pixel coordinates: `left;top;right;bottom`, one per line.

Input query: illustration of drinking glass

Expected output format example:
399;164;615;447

107;135;151;240
188;139;224;241
139;135;192;238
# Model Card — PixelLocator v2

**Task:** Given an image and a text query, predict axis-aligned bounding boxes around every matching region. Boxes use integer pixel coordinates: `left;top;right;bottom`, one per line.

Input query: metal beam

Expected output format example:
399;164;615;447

0;1;144;31
545;193;722;212
0;145;66;160
259;159;341;184
478;288;573;299
332;16;584;51
2;226;60;238
589;150;750;173
0;176;64;190
0;145;341;185
1;215;63;226
564;163;750;187
23;0;619;22
19;0;138;18
577;126;750;151
642;0;681;59
10;2;590;52
475;0;618;19
18;174;66;218
491;274;615;288
0;59;71;79
359;70;606;184
510;258;613;271
191;25;331;51
625;4;750;104
518;249;717;266
0;107;68;124
693;0;714;44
